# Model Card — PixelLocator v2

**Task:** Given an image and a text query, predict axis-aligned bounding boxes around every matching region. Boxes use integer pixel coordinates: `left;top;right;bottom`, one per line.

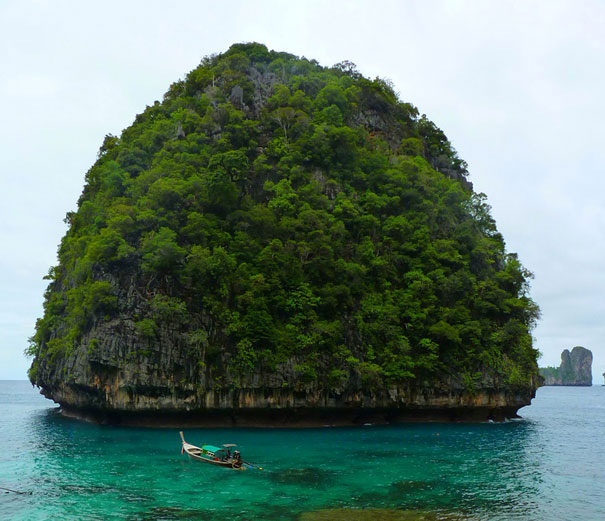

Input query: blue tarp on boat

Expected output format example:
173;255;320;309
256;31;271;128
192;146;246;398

201;445;226;455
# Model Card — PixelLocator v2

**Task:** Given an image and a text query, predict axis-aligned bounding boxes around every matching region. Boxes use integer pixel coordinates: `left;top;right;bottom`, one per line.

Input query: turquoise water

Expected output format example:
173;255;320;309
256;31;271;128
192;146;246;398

1;382;604;520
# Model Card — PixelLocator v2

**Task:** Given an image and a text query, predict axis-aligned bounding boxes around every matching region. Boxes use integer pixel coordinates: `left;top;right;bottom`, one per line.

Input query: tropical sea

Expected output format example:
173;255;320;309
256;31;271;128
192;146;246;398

1;381;603;521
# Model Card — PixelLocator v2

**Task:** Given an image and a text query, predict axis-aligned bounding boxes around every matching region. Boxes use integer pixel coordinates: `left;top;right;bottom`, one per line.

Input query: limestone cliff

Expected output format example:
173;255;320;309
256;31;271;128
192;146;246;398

34;269;537;425
539;346;592;386
28;43;541;425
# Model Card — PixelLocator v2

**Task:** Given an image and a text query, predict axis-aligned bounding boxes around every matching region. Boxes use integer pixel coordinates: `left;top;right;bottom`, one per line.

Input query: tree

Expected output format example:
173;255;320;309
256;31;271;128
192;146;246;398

141;227;185;275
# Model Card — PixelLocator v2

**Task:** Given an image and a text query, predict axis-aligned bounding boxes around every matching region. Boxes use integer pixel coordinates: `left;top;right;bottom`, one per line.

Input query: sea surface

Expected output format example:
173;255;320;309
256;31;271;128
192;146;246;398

0;381;604;521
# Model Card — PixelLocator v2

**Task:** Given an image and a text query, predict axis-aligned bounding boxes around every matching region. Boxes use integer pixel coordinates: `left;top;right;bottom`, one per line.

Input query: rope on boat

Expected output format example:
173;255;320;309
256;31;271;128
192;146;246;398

0;486;31;494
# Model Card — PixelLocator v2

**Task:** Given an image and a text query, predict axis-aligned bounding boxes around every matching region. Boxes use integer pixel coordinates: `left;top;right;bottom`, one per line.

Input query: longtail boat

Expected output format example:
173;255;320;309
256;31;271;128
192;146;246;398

179;431;250;470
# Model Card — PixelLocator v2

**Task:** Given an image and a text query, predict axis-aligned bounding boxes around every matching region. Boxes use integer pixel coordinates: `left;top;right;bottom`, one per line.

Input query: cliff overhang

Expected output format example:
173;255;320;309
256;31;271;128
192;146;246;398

38;379;536;426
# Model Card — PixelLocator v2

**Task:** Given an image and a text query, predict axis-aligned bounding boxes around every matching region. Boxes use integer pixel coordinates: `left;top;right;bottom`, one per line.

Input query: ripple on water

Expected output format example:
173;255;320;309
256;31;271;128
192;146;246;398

130;506;213;520
298;508;470;521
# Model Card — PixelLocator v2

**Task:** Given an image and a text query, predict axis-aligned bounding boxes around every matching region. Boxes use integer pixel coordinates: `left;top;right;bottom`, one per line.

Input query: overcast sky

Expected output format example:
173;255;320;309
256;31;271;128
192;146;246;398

1;0;604;382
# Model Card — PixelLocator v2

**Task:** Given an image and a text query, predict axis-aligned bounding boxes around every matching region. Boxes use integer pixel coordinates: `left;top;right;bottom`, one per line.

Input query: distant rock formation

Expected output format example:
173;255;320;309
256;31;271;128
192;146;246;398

539;346;592;386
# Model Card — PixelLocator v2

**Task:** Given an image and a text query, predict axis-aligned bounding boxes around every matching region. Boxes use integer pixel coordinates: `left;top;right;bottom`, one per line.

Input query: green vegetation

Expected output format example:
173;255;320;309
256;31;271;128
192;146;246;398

28;43;540;391
539;366;559;381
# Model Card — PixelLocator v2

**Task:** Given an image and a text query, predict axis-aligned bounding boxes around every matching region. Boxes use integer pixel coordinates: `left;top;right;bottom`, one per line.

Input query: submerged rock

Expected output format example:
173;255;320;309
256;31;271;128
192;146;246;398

143;506;213;520
539;346;593;386
269;467;334;487
390;480;437;493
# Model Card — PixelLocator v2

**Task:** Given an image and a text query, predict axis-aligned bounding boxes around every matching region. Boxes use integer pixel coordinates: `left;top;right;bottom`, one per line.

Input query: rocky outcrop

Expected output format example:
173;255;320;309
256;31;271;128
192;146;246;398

539;346;593;386
34;293;538;426
32;270;537;425
29;43;541;425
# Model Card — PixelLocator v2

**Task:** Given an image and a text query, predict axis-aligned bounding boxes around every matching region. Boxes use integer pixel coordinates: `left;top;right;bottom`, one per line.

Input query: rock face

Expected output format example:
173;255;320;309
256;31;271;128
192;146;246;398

35;274;536;425
539;346;593;386
28;43;541;425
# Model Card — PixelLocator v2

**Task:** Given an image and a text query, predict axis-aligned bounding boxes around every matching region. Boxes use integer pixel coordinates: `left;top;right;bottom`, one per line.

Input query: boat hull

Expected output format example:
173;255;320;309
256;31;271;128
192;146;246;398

180;432;245;470
185;451;239;468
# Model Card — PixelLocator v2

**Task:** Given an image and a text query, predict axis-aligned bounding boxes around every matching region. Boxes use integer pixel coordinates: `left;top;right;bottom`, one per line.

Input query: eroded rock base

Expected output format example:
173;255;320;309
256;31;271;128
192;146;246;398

57;403;522;428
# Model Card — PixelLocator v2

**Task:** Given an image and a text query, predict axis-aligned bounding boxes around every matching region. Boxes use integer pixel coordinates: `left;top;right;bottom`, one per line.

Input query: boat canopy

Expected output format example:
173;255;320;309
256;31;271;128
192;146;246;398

201;444;226;455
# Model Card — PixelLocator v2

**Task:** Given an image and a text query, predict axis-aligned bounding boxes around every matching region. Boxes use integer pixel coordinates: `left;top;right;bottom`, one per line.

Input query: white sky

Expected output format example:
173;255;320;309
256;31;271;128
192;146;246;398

1;0;604;382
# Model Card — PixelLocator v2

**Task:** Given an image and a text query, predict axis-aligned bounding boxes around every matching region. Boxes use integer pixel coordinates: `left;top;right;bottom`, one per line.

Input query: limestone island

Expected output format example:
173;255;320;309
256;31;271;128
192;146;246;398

27;43;541;426
539;346;592;386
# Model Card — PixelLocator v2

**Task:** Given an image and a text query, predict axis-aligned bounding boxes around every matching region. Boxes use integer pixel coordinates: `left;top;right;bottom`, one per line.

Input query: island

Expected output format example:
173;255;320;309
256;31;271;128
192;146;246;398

26;43;541;425
539;346;593;386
